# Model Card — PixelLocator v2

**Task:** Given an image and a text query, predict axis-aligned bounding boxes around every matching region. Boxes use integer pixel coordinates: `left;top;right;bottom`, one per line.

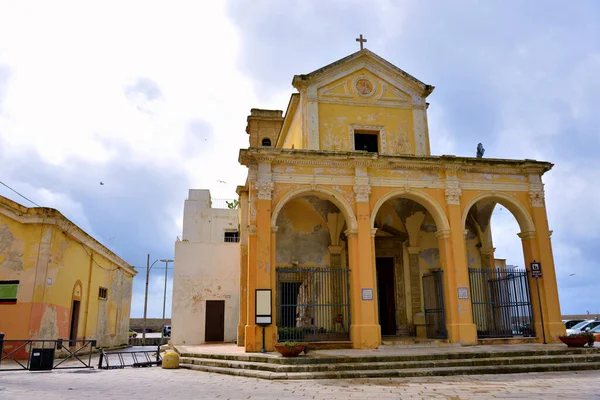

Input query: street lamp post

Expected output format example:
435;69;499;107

142;255;160;345
160;259;174;341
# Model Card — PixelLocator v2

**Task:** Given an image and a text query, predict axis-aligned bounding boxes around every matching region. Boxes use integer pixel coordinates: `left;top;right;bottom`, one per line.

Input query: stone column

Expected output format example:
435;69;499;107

480;246;496;270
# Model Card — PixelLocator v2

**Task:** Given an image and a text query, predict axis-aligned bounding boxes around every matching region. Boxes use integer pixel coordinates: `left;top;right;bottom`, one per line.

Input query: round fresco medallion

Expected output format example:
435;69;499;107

355;78;374;96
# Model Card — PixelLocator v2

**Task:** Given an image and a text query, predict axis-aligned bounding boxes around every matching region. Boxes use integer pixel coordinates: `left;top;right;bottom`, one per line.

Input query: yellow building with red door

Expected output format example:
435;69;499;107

0;196;136;355
236;49;564;352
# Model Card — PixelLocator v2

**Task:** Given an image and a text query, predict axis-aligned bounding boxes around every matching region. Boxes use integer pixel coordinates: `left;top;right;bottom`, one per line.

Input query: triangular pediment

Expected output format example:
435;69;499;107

293;49;434;102
316;67;413;106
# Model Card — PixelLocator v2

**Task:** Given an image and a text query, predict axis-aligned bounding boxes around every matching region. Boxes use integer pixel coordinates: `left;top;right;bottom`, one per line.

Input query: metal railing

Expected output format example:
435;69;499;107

276;266;351;342
469;268;535;338
98;346;162;369
0;336;96;371
422;270;447;339
211;198;238;209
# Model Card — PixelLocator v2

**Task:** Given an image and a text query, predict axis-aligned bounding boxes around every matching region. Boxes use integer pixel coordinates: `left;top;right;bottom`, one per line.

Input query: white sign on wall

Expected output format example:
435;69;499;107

458;287;469;300
362;288;373;301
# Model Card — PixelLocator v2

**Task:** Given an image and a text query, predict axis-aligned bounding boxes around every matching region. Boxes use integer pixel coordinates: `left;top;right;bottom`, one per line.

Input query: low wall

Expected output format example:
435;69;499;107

129;318;171;332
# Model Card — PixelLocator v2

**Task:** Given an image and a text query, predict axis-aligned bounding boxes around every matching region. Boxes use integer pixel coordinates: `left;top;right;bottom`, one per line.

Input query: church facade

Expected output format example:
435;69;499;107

236;49;564;352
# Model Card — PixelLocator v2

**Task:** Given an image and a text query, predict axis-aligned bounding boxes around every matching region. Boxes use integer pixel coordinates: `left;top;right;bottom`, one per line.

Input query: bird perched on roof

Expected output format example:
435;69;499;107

476;143;485;158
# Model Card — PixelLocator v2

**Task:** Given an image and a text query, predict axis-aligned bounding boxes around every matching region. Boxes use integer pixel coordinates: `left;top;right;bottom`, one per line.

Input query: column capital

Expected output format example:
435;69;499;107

328;245;344;254
480;246;496;256
345;229;358;238
435;229;452;239
529;190;545;208
255;180;274;200
407;246;420;255
270;226;279;234
445;187;462;205
370;228;378;237
518;230;536;239
248;225;258;236
353;184;371;203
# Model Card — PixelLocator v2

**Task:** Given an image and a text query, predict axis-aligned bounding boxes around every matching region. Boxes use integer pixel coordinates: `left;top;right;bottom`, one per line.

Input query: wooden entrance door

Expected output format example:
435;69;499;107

376;257;396;335
205;300;225;342
69;300;81;344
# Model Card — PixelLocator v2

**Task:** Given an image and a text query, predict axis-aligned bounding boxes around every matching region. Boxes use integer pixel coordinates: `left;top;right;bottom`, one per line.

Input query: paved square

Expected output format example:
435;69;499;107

1;367;599;399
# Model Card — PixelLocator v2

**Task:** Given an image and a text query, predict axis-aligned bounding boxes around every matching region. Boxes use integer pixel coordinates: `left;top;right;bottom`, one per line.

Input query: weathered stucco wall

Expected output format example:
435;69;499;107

172;241;240;345
275;196;342;267
0;197;135;355
182;189;239;242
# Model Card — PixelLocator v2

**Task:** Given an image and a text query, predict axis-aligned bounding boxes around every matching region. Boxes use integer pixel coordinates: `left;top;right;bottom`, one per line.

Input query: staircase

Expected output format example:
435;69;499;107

178;347;600;380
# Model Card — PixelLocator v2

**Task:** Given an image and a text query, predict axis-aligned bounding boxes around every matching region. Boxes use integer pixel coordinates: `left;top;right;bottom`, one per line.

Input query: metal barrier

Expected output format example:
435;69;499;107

276;266;351;342
422;270;447;339
98;346;162;369
469;268;535;338
0;335;96;371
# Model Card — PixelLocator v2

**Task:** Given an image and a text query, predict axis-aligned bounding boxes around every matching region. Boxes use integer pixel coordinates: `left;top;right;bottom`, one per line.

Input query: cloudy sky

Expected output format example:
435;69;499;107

0;0;598;317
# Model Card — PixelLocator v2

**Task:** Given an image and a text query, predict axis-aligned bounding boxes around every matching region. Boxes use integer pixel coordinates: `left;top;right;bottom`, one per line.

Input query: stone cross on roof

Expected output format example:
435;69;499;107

356;34;367;50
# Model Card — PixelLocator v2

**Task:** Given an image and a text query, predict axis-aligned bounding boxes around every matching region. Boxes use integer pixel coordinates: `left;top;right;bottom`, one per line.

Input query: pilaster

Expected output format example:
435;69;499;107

349;177;380;348
407;246;422;318
439;199;477;345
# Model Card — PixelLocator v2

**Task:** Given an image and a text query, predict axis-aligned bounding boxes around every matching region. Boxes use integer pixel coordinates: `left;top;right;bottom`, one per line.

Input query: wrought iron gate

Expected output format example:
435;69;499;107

422;270;447;339
276;266;350;342
469;268;535;338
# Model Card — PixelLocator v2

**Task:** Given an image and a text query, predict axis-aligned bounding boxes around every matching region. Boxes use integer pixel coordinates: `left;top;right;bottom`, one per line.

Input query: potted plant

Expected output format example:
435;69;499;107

273;341;307;357
558;332;595;348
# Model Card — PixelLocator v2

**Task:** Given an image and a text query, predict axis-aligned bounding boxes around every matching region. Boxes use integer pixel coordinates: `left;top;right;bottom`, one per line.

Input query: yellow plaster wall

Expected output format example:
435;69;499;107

282;107;302;149
317;69;415;154
0;212;134;349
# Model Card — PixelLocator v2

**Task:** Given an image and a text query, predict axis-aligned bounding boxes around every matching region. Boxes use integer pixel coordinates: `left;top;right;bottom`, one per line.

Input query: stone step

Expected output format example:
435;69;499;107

180;353;600;374
180;361;600;380
178;347;600;365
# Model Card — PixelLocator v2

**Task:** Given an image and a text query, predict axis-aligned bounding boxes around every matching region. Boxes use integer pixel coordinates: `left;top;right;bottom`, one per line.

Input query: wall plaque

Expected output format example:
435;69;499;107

458;287;469;300
362;288;373;301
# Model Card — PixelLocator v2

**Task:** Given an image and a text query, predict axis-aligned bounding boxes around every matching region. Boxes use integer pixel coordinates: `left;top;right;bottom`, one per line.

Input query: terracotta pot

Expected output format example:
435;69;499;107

558;336;589;348
274;343;306;357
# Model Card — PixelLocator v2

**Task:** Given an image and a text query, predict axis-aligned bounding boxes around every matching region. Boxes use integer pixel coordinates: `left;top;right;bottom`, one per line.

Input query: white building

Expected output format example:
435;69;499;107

171;189;240;345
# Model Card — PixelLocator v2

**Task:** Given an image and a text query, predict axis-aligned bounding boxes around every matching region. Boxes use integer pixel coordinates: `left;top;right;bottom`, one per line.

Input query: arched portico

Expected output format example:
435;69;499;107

370;188;450;232
271;186;358;231
461;192;535;234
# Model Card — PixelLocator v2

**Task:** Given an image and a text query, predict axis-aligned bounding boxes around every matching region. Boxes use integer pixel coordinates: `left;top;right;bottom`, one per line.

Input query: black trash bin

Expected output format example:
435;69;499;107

30;348;54;371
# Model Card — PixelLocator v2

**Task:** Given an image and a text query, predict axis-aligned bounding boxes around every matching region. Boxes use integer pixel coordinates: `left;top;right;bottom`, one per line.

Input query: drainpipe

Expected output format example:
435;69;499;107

82;251;94;338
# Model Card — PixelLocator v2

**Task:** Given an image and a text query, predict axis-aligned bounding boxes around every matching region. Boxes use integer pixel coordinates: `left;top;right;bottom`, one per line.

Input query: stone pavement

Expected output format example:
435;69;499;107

1;367;599;399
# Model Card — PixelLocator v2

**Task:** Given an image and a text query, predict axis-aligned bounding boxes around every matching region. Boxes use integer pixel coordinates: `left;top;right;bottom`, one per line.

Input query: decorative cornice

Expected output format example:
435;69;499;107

518;230;536;239
529;190;545;208
239;148;553;176
445;187;462;205
0;196;135;276
255;181;274;200
353;184;371;203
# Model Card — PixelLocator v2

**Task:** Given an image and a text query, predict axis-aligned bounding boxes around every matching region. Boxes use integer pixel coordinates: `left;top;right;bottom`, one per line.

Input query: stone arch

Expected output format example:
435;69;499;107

461;192;535;234
370;188;450;232
271;186;357;231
